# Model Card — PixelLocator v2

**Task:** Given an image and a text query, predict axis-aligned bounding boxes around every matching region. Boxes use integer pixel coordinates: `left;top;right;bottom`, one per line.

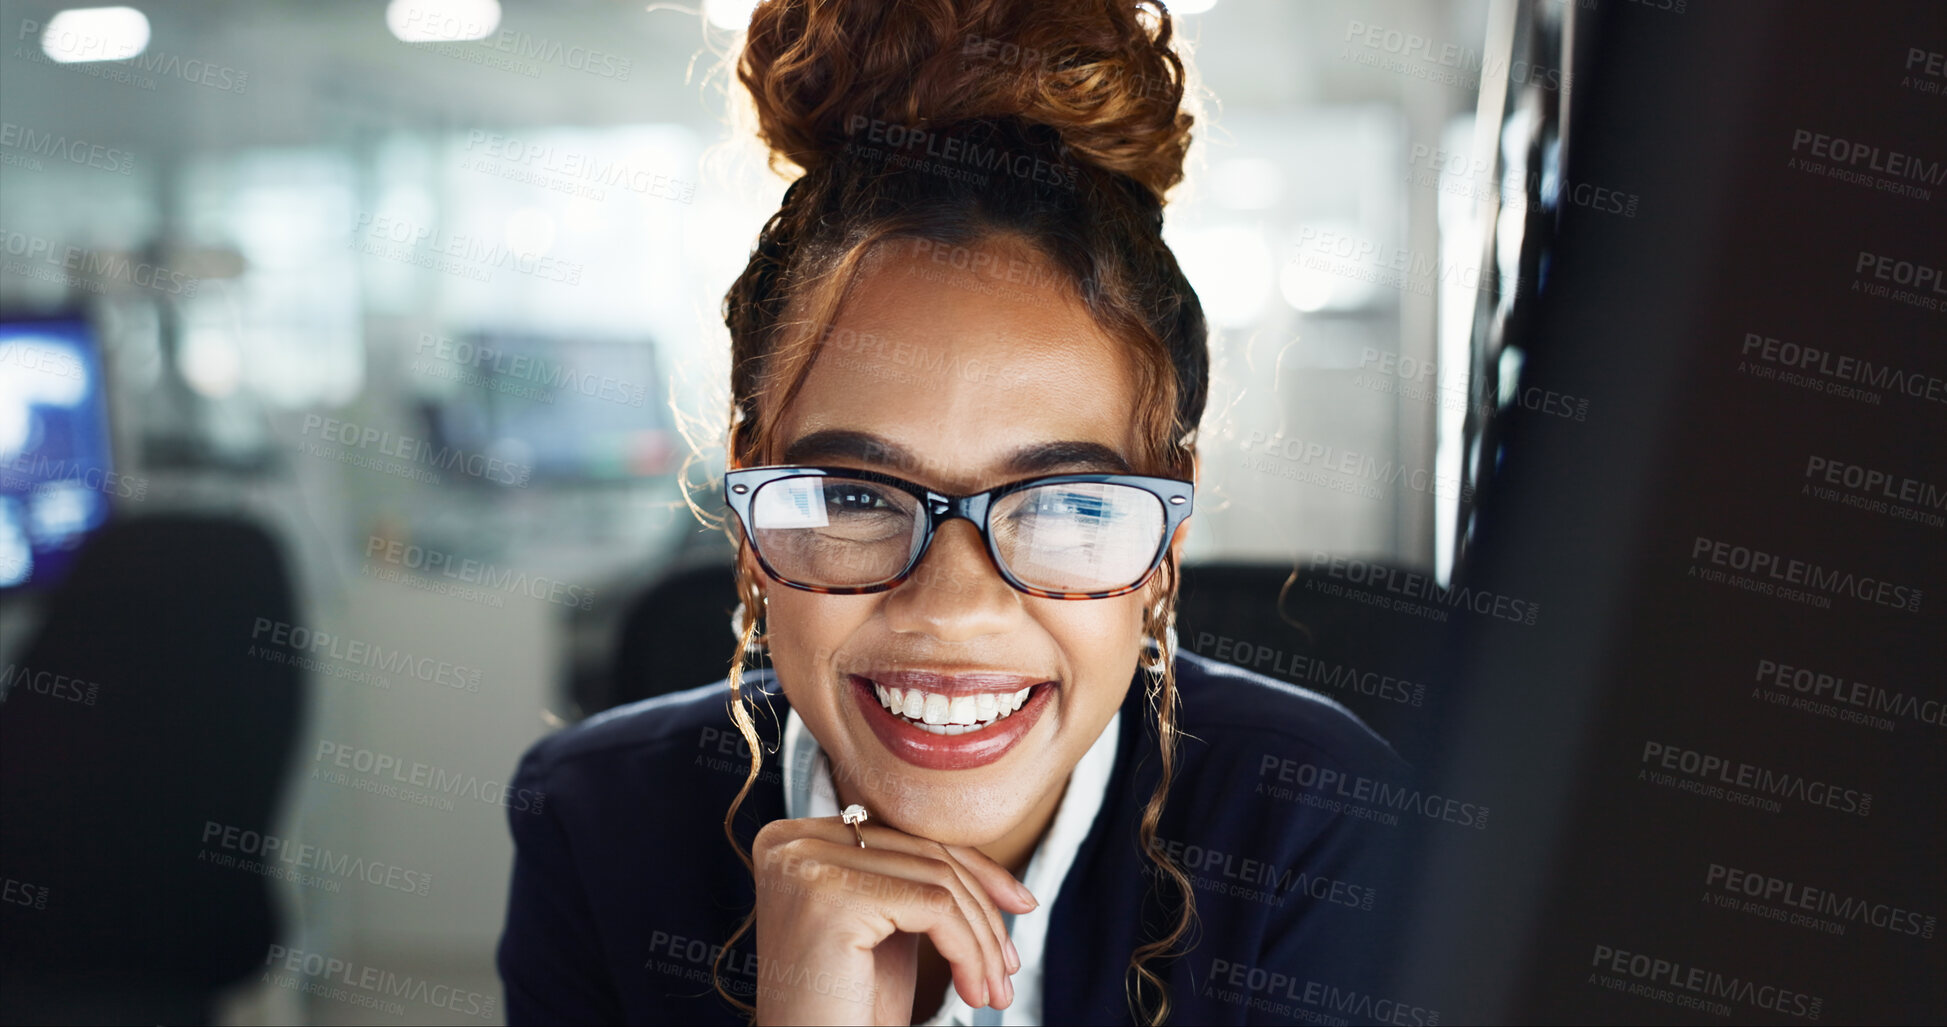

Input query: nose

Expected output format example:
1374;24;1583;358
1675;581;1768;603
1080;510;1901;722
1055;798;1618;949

880;518;1018;642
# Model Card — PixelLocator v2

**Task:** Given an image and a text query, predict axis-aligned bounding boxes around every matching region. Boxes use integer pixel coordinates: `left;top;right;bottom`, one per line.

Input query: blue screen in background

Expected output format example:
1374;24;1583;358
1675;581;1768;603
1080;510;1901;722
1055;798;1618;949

0;316;117;590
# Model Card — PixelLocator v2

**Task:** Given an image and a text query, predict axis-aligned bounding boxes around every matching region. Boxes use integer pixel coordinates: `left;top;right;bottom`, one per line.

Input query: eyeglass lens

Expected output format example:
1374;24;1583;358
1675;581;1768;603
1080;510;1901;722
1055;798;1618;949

748;474;1166;594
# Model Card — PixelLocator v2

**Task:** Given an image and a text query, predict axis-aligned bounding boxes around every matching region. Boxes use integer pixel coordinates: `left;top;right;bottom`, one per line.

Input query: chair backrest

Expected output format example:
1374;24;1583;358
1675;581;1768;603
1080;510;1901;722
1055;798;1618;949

1174;560;1443;759
601;548;741;712
0;513;304;1017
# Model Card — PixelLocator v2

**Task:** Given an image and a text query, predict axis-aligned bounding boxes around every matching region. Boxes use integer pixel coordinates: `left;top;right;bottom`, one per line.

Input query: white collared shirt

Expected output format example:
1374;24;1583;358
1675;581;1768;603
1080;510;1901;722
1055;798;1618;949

780;706;1121;1026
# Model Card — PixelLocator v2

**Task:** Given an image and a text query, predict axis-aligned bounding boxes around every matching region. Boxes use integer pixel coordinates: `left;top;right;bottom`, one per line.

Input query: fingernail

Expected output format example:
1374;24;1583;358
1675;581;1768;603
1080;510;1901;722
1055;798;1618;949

1005;934;1021;973
1016;880;1038;908
1006;975;1016;1006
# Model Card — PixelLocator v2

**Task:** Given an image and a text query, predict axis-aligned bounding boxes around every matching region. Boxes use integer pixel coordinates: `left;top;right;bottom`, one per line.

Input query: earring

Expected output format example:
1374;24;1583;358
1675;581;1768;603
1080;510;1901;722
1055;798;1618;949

1139;599;1176;675
730;590;769;654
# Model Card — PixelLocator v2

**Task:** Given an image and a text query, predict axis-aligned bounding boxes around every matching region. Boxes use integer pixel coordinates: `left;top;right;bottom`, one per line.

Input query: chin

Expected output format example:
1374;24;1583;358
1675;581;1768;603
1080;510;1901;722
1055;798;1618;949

859;773;1041;848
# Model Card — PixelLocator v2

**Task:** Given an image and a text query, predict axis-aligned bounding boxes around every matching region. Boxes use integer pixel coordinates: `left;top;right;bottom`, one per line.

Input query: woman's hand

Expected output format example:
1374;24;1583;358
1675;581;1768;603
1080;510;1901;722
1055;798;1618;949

750;814;1038;1025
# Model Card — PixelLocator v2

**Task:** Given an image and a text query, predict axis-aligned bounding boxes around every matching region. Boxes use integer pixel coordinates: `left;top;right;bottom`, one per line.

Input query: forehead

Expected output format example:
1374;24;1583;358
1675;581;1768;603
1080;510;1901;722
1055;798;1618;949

773;235;1140;493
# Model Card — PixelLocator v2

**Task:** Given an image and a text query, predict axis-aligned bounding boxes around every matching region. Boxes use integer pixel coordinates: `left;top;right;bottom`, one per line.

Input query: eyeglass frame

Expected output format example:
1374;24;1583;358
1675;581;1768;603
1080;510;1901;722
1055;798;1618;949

723;465;1194;600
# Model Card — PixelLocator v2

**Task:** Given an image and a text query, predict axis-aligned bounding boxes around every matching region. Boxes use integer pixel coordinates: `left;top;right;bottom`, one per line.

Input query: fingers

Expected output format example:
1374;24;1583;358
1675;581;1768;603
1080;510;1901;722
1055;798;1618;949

867;873;1003;1010
939;841;1040;915
755;815;1039;1011
790;837;1014;1010
934;846;1018;974
934;844;1018;1010
842;820;1038;915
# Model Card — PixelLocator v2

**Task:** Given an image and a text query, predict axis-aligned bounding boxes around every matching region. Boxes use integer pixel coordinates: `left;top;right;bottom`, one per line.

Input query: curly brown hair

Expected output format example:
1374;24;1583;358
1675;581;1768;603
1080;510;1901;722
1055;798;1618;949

704;1;1211;1022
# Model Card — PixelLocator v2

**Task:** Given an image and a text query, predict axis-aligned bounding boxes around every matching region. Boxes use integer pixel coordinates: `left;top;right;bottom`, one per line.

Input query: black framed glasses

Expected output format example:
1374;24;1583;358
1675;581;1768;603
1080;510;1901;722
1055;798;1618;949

724;465;1194;599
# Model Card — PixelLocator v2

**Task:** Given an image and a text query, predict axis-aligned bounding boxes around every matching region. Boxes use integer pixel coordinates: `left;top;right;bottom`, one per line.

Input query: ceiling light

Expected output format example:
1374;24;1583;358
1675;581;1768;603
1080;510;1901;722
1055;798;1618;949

705;0;758;32
386;0;501;43
39;6;150;64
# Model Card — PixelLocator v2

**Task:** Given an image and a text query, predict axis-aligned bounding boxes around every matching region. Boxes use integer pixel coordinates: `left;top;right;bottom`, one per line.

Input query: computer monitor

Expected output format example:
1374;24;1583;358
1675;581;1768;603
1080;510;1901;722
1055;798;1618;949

0;314;125;591
423;330;675;483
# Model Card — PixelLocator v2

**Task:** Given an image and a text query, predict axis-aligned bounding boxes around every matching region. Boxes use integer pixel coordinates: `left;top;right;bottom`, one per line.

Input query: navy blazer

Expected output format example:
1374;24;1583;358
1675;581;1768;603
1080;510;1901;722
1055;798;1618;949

496;651;1413;1025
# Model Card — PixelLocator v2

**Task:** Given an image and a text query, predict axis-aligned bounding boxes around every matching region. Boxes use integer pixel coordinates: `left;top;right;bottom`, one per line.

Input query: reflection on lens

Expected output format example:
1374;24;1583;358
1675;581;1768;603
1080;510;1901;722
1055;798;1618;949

993;482;1164;594
750;475;920;588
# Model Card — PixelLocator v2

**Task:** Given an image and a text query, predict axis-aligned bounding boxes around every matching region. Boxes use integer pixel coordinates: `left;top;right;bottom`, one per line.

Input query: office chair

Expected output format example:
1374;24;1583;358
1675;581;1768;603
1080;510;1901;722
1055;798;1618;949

0;513;304;1025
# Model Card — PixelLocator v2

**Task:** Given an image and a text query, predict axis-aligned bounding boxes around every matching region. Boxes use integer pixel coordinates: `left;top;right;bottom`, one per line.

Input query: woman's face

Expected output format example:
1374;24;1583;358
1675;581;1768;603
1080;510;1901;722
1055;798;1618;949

749;234;1187;848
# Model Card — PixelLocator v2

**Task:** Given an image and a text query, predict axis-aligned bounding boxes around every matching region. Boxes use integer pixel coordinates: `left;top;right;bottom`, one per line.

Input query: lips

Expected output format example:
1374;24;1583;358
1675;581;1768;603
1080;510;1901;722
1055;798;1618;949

848;671;1055;771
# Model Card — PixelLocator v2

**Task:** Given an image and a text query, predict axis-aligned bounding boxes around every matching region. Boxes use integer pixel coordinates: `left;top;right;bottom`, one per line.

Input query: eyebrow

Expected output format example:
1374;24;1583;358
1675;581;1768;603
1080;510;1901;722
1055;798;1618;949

780;429;1133;485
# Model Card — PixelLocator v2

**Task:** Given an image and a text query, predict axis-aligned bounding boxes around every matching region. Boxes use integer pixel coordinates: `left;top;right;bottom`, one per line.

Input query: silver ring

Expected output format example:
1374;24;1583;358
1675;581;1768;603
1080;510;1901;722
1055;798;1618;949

841;803;868;848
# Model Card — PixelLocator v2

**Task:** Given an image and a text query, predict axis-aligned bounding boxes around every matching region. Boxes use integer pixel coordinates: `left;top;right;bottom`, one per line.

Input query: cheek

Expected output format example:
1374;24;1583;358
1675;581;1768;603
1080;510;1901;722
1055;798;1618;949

1036;598;1146;679
765;593;868;675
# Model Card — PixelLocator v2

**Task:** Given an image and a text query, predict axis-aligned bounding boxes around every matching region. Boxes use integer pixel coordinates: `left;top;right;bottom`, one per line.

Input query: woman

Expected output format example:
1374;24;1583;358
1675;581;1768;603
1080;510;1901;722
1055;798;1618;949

497;1;1404;1023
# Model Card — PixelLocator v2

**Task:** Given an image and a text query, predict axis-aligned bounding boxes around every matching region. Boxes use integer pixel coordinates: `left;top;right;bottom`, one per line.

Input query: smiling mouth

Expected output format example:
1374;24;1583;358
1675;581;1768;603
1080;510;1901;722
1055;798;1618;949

845;670;1057;769
866;680;1037;735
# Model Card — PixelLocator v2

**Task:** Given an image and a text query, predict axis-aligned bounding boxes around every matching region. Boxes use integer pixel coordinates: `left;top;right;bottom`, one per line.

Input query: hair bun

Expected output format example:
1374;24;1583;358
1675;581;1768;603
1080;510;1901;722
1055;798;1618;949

737;0;1194;200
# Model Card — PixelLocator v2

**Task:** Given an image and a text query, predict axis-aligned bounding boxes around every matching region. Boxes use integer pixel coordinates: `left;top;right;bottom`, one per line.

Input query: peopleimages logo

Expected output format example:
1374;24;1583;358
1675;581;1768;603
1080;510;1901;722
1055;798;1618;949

1257;754;1490;830
249;617;483;694
1752;657;1945;732
1735;330;1947;407
350;212;585;284
1202;958;1440;1026
1788;129;1943;202
419;25;632;81
14;17;250;93
1147;835;1377;912
1802;455;1947;528
264;945;496;1019
2;875;50;911
0;662;101;706
459;132;692;203
199;821;431;896
1589;944;1822;1020
1310;552;1541;626
412;332;648;407
1639;741;1872;817
314;740;545;814
1703;863;1936;940
0;228;198;295
0;121;134;173
1190;631;1427;707
298;414;532;486
1852;250;1947;313
363;536;595;610
843;114;1080;190
1689;536;1924;613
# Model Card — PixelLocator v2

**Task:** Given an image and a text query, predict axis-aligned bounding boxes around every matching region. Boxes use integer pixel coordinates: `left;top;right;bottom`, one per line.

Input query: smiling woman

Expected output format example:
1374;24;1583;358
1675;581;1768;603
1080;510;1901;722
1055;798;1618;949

494;1;1402;1024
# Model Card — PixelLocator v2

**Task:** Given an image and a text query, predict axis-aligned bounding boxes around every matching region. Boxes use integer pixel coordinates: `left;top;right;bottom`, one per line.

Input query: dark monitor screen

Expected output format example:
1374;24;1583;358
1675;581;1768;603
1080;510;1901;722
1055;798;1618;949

0;315;123;591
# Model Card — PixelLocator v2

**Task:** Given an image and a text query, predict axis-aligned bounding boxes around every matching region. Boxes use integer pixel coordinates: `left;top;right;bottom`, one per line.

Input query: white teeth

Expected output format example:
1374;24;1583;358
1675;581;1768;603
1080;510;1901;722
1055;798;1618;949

914;721;980;735
867;681;1042;732
922;693;949;724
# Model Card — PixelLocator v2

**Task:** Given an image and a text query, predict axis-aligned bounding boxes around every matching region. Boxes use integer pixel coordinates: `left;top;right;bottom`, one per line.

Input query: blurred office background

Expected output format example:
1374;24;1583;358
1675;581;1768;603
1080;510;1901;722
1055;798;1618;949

0;0;1498;1022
